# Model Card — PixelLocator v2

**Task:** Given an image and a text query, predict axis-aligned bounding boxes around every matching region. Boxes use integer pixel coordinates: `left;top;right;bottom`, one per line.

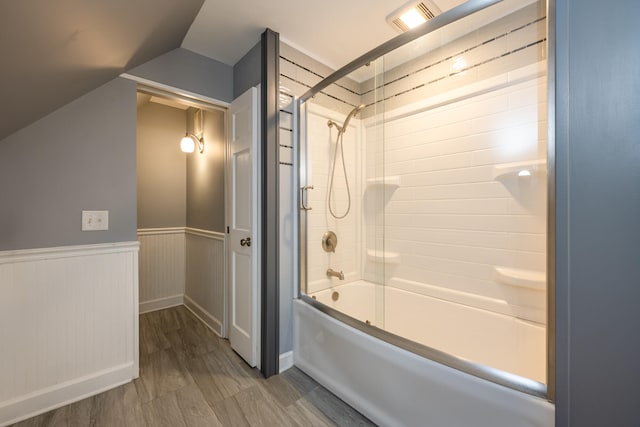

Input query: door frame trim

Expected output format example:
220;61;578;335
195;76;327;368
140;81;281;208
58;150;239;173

260;28;280;378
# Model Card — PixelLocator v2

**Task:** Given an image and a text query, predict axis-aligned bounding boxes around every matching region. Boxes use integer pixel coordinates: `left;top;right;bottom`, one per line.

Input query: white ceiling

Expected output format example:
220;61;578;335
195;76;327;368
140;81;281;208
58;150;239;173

182;0;466;70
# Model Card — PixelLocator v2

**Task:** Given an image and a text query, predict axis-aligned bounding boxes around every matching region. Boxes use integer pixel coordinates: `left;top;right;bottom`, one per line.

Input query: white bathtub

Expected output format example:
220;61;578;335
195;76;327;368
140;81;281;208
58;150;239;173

294;297;554;427
309;279;546;383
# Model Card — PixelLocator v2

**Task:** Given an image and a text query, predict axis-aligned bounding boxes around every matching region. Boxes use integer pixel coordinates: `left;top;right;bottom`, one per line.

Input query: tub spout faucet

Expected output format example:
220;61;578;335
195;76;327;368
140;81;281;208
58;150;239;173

327;268;345;280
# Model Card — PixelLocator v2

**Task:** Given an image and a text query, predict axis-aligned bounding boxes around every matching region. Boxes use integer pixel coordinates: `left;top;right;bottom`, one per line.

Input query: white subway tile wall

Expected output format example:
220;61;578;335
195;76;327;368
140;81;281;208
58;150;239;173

279;43;362;116
305;107;362;294
279;43;365;295
366;76;547;324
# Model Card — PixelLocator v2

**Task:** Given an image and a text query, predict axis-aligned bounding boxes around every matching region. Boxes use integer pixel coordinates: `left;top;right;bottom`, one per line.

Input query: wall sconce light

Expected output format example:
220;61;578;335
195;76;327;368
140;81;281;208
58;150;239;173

181;108;205;153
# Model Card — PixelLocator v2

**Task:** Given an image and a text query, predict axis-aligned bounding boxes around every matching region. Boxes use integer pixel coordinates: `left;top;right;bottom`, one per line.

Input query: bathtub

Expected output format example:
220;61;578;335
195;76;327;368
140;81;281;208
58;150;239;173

299;280;553;426
310;279;546;382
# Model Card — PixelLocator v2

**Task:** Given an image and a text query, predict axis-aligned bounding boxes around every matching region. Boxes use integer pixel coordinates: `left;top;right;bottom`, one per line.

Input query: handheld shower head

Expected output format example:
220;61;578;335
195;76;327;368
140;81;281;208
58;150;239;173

341;104;365;133
326;105;364;219
327;119;343;133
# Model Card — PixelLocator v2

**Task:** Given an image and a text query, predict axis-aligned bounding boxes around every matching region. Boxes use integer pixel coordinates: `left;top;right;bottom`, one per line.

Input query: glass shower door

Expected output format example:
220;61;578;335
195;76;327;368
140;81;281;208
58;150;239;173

300;57;386;328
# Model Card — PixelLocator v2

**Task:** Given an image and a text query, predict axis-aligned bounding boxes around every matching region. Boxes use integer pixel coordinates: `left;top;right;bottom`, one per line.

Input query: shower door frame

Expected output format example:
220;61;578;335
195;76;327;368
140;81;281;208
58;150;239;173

297;0;556;401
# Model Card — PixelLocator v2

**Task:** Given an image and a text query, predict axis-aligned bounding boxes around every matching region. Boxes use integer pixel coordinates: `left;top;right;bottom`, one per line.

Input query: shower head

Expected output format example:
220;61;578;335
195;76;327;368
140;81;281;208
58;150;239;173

327;119;343;133
341;104;365;133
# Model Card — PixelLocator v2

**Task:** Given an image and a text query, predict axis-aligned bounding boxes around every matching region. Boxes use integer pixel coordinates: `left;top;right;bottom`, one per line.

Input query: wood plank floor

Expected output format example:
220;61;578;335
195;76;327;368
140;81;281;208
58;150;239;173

11;306;376;427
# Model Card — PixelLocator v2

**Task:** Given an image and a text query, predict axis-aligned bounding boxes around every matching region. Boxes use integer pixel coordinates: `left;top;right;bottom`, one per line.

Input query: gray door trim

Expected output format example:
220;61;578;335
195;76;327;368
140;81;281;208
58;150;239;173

260;27;280;378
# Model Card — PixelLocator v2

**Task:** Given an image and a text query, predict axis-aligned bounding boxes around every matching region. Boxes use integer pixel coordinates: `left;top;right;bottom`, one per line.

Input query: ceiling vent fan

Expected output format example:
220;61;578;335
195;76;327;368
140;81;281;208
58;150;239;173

386;0;442;33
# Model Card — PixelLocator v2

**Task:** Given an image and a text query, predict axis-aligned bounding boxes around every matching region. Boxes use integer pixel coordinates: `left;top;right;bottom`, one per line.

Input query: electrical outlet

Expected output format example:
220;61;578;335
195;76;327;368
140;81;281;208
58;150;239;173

82;210;109;231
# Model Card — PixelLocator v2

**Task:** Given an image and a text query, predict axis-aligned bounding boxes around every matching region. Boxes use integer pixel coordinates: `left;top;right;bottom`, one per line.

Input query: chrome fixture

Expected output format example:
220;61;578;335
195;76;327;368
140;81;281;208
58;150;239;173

326;268;344;280
300;185;314;210
180;108;205;153
327;104;365;134
326;104;365;219
322;231;338;253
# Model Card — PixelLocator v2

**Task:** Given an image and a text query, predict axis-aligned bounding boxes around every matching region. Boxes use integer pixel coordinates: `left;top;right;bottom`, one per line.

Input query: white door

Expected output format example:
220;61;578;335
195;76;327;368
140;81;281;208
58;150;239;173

227;87;259;367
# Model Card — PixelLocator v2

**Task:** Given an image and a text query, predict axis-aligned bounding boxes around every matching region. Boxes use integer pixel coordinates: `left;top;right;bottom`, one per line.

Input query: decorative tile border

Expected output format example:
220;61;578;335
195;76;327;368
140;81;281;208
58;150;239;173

280;9;546;115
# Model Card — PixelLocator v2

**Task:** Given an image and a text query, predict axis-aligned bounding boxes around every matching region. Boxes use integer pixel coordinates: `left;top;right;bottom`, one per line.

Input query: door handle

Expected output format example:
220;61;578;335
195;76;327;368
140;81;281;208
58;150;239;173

301;185;314;210
240;237;252;247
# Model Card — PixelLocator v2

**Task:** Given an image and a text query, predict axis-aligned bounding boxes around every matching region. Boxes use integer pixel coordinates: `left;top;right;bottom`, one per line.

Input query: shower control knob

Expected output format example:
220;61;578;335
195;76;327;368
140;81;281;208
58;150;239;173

240;237;251;247
322;231;338;253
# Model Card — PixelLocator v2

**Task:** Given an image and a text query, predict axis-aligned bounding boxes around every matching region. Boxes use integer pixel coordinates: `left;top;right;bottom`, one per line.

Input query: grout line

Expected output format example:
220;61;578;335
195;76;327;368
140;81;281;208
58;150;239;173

364;39;547;109
280;73;357;109
280;55;360;96
360;17;547;97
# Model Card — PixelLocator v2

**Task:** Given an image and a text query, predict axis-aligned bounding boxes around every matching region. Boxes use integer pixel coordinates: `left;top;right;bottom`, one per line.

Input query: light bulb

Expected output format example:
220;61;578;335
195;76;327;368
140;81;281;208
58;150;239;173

180;135;195;153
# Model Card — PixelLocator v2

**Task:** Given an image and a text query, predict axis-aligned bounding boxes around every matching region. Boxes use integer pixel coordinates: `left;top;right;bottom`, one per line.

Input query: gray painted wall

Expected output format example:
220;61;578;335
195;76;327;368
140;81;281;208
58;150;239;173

0;43;234;252
137;102;187;229
233;42;262;99
186;109;226;233
129;48;234;104
555;1;640;426
0;78;137;251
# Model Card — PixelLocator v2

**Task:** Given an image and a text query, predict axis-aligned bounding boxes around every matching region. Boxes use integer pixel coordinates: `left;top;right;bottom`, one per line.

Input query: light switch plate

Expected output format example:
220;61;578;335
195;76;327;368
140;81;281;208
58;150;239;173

82;210;109;231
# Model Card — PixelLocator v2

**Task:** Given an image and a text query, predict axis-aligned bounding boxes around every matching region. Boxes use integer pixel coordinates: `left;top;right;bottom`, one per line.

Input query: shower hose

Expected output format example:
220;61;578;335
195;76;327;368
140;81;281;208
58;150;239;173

328;128;351;219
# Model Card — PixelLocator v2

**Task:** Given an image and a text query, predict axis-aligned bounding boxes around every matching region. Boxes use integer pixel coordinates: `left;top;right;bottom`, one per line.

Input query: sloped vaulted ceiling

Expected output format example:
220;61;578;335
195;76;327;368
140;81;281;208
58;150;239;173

0;0;204;141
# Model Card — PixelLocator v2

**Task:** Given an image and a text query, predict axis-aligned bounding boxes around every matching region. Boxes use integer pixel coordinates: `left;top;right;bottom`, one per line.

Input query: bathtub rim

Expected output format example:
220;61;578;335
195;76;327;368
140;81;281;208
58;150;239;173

308;276;547;325
299;293;547;399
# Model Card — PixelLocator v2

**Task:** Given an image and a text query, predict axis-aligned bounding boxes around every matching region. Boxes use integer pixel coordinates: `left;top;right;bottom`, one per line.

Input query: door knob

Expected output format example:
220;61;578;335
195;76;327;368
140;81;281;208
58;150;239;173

240;237;252;247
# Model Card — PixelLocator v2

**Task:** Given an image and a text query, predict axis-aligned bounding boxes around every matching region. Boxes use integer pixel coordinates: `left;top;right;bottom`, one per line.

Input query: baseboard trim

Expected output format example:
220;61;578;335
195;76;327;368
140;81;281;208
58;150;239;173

183;295;223;337
0;363;134;427
139;295;184;314
279;351;294;373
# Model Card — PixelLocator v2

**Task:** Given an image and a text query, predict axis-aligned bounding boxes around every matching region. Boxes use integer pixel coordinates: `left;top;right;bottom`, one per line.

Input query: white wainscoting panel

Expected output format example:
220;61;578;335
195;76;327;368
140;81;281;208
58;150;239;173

0;242;139;426
184;228;225;336
138;228;185;313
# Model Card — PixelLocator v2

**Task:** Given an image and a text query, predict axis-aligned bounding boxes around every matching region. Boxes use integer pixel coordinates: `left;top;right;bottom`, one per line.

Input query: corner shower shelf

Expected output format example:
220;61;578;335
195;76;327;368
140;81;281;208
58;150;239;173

366;176;401;189
367;249;401;264
492;159;546;181
494;266;545;291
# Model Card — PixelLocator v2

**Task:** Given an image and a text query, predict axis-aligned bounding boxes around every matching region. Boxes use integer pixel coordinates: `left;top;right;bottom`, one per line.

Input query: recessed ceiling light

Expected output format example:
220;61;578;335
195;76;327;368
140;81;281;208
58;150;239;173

387;0;442;33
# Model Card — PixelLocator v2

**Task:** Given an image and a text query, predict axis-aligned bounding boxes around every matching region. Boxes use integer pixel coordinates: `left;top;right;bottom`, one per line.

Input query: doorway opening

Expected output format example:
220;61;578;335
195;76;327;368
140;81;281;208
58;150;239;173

135;85;260;369
136;87;226;333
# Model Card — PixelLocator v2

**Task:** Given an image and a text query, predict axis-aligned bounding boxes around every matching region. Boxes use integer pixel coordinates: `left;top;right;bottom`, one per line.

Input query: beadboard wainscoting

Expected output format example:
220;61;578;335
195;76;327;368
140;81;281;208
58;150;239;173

0;242;139;427
184;228;226;336
137;228;226;336
137;228;186;313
